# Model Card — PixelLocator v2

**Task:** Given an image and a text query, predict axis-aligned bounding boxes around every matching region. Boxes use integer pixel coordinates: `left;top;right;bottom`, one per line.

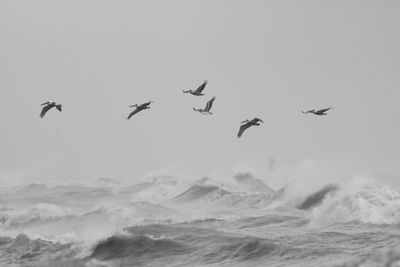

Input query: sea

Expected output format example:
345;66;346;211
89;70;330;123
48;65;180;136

0;173;400;267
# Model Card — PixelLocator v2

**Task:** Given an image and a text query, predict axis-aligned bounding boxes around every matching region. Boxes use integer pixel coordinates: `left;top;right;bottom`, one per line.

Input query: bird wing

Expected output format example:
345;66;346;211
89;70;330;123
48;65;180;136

317;108;330;114
194;80;207;94
237;122;252;138
253;117;263;123
40;105;53;118
141;101;152;108
205;97;216;111
127;108;143;119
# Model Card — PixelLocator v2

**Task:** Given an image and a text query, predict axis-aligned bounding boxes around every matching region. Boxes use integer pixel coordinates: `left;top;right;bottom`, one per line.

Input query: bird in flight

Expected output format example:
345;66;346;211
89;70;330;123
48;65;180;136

183;80;208;96
40;101;62;118
302;107;333;116
127;101;153;119
237;117;264;138
193;97;216;115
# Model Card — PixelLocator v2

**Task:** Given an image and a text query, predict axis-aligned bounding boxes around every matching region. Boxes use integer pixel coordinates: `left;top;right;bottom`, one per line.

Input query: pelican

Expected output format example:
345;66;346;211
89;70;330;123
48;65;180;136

193;97;216;115
127;100;153;119
302;107;333;116
183;80;208;96
40;101;62;118
237;117;263;138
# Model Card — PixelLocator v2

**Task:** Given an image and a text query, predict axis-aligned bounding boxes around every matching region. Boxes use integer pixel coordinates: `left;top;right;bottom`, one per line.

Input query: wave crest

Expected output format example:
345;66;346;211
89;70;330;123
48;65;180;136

309;186;400;225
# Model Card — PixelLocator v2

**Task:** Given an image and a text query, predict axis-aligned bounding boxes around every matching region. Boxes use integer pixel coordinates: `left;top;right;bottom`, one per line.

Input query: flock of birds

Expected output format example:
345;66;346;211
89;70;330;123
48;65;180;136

39;80;333;138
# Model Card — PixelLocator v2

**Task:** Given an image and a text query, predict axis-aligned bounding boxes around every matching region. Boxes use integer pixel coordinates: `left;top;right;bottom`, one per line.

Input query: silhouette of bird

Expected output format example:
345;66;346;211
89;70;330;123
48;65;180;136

302;107;333;116
40;101;62;118
193;97;216;115
183;80;208;96
127;101;153;119
237;117;264;138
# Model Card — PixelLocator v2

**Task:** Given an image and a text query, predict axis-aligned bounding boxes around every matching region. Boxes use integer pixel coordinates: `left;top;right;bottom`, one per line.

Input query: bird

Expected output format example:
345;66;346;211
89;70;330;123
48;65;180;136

40;101;62;118
127;100;153;119
302;107;333;116
237;117;264;138
193;97;216;115
183;80;208;96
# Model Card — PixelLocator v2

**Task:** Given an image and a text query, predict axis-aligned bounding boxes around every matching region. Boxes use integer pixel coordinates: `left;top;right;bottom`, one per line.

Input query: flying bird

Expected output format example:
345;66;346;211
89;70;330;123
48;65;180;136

40;101;62;118
183;80;208;96
193;97;216;115
302;107;333;116
127;100;153;119
237;117;264;138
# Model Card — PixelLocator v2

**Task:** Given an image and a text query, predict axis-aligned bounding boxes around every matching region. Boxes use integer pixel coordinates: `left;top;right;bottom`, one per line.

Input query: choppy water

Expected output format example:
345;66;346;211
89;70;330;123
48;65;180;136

0;174;400;267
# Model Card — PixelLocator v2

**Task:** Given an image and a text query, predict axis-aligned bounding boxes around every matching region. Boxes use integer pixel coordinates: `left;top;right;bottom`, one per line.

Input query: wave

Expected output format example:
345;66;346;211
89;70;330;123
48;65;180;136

234;172;275;194
309;186;400;225
339;247;400;267
171;182;275;210
172;184;230;202
0;203;73;229
297;184;338;210
88;223;289;266
90;235;191;261
0;201;181;259
0;234;78;266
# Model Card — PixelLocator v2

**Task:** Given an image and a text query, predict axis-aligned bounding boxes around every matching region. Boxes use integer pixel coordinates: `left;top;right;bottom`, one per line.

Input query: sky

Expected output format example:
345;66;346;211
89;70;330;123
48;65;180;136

1;1;399;187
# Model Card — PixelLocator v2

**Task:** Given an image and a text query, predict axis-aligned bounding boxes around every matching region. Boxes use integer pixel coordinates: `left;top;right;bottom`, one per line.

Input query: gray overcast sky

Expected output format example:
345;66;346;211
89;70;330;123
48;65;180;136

1;1;399;186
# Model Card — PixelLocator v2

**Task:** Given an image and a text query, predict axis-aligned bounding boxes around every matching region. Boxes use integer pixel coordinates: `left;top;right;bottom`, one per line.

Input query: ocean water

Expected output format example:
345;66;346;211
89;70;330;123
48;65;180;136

0;174;400;267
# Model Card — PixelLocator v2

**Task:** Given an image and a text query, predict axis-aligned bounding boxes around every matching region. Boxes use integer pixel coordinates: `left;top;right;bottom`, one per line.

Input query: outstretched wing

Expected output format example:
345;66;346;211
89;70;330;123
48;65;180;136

316;108;330;114
40;105;53;118
253;117;263;123
194;80;208;94
237;122;252;138
141;101;152;108
127;108;143;119
205;97;216;112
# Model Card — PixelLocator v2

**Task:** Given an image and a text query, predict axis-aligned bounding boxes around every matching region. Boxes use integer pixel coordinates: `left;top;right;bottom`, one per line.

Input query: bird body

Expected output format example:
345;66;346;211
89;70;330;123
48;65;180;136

193;97;216;115
302;107;333;116
40;101;62;118
127;100;153;119
237;117;263;138
183;80;208;96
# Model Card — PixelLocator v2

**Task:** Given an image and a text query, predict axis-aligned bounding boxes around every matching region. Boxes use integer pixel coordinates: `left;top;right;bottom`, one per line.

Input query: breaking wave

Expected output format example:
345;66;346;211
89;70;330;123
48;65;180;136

1;174;400;266
309;186;400;225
